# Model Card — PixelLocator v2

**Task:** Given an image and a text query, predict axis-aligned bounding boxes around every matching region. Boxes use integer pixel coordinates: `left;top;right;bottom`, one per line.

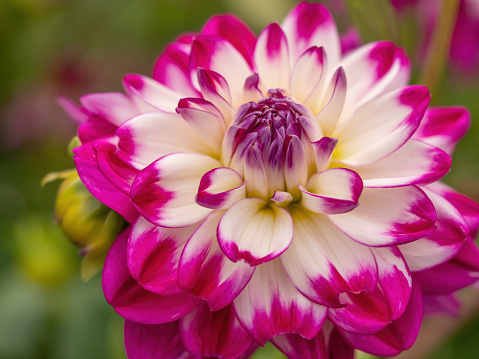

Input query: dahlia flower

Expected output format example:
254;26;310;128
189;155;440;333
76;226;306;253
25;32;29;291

59;2;479;358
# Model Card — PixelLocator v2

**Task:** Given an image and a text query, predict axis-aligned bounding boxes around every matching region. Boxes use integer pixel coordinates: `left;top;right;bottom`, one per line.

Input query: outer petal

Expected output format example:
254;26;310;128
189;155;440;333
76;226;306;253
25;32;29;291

127;216;198;295
340;279;423;356
73;144;138;223
217;198;294;265
102;228;201;324
178;211;255;311
329;186;436;246
353;139;451;187
399;187;468;271
254;23;291;91
116;112;213;168
124;320;190;359
338;41;411;122
329;247;412;334
190;35;252;107
281;207;377;308
333;85;430;166
196;167;246;209
179;303;254;359
131;153;220;228
413;107;470;155
281;2;341;66
123;74;186;112
201;14;256;68
233;259;327;345
300;168;363;215
289;46;325;104
80;92;139;127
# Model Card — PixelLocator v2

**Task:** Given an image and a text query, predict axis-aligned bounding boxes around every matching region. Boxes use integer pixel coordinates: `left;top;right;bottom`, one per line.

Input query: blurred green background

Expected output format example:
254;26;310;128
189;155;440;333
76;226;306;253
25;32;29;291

0;0;478;358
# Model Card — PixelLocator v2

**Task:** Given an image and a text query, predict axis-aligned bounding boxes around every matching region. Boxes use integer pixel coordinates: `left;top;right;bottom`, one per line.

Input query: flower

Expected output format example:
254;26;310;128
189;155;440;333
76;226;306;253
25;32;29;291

60;2;479;358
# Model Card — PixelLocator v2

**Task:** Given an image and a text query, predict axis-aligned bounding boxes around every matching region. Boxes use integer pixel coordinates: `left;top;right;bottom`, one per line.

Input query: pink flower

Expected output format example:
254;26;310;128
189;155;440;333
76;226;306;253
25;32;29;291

61;2;479;358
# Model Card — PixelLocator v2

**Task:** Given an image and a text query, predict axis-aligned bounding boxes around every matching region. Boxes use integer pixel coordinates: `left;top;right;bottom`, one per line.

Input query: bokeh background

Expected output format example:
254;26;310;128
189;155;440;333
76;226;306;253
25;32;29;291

1;0;478;358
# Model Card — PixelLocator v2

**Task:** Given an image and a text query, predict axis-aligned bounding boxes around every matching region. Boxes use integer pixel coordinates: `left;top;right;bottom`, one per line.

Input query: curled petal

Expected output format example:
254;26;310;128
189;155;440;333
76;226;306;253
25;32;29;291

180;303;254;359
124;320;189;359
329;186;436;246
218;198;294;265
316;67;347;135
196;167;246;209
127;216;198;295
196;68;235;120
131;153;220;228
243;72;264;102
178;211;255;310
234;259;327;344
300;168;363;215
281;208;378;308
290;46;325;105
102;229;201;324
355;139;451;188
254;23;291;91
334;85;430;166
311;137;338;172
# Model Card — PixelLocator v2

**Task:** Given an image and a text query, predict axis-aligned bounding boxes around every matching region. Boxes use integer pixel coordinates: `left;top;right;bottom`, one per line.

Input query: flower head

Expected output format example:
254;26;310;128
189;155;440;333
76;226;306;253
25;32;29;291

60;2;479;358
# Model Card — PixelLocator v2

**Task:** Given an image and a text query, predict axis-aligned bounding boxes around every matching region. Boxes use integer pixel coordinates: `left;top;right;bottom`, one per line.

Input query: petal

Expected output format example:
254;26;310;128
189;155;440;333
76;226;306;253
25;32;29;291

124;320;189;359
102;228;201;324
218;198;294;265
242;72;264;102
233;259;327;344
57;96;88;124
254;23;291;91
285;135;309;200
329;247;412;334
333;85;430;166
289;46;326;104
281;208;378;308
316;67;347;135
300;168;363;215
413;107;470;155
196;68;235;121
80;92;139;127
178;210;255;310
281;2;341;66
272;333;327;359
176;97;226;155
196;167;246;209
329;186;436;246
340;279;423;356
123;74;186;112
73;144;138;223
399;187;468;271
244;142;269;200
311;137;338;172
131;153;220;228
338;41;411;122
180;303;254;359
190;35;252;107
354;139;451;187
127;216;198;295
77;114;118;143
201;14;256;68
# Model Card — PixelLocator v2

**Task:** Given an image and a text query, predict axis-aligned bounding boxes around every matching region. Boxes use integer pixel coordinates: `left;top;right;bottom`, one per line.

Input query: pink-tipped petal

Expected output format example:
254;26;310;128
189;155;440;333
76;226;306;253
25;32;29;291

57;96;88;124
123;74;186;112
281;2;341;66
300;168;363;215
254;23;291;91
329;186;436;246
413;107;470;155
316;67;347;135
178;211;255;310
176;97;226;155
102;229;201;324
242;73;263;102
285;135;309;200
218;198;294;265
131;153;220;228
116;112;213;168
180;303;254;359
234;259;327;345
311;137;338;172
196;68;235;121
124;320;189;359
355;139;451;187
329;247;412;334
281;208;378;308
196;167;246;209
272;333;327;359
127;216;198;295
334;85;430;166
80;92;139;127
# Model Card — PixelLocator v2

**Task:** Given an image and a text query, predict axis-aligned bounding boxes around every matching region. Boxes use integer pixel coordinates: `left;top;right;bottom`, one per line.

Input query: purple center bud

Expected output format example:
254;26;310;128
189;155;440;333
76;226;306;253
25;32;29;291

223;89;317;199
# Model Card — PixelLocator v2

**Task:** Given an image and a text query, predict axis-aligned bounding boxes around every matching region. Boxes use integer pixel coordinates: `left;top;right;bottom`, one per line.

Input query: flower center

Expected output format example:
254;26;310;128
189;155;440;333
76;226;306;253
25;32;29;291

223;89;317;200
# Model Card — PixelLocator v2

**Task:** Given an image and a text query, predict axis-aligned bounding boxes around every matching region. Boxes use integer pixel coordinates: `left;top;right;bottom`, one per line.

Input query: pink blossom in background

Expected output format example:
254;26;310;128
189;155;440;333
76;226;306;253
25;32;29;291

60;2;479;358
393;0;479;75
